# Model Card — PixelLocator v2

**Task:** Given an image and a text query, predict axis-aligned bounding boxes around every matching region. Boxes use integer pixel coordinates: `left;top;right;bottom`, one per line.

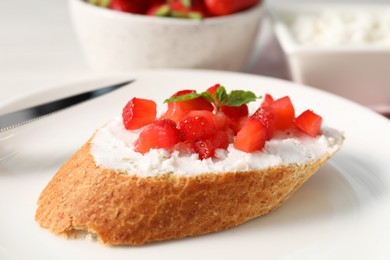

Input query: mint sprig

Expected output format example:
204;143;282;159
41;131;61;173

164;92;214;103
217;87;257;107
164;85;258;111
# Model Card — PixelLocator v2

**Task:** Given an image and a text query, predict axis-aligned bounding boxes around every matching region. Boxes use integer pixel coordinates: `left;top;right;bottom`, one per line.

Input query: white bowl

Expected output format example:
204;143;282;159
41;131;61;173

269;2;390;114
69;0;264;72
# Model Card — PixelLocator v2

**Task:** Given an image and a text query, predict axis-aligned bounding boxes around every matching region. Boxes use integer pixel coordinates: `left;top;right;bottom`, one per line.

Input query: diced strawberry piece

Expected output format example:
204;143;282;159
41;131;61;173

221;104;249;119
215;110;236;131
180;95;214;112
294;110;322;137
206;83;221;102
252;94;294;134
170;89;195;98
109;0;151;14
213;129;229;150
191;0;211;17
206;83;221;107
174;141;195;155
272;96;295;130
261;93;274;107
215;110;247;134
234;116;249;133
146;3;170;16
109;0;132;12
251;105;275;140
122;97;157;130
134;119;180;154
162;90;214;122
205;0;260;16
163;90;195;121
170;0;188;12
215;111;230;130
234;118;266;153
178;110;216;141
225;127;236;143
164;90;195;111
193;130;229;159
161;106;185;123
193;139;214;159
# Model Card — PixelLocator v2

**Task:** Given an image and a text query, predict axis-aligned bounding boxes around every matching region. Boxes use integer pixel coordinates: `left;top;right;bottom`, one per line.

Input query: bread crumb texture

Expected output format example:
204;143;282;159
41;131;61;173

35;141;331;245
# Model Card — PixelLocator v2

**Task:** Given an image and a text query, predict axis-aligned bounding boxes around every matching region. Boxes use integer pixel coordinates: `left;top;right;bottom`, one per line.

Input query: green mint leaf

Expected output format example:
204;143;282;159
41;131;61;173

164;92;200;103
223;90;258;107
216;86;228;104
199;92;215;103
164;91;214;103
164;86;257;110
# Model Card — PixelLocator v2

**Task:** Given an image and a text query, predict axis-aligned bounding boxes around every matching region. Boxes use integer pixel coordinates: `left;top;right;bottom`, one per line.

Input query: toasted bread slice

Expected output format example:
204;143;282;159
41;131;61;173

35;130;342;245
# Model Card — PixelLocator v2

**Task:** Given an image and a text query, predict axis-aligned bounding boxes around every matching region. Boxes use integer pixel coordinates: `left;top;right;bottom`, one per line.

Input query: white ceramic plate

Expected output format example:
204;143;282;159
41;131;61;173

1;70;389;259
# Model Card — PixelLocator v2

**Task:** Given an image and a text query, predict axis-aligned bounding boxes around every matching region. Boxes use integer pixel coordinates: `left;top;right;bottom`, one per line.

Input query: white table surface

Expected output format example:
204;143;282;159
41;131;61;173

1;0;88;103
1;0;388;116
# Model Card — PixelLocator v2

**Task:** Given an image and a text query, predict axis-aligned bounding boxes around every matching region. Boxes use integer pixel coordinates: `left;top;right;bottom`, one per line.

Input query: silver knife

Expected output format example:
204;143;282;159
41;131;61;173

0;79;134;132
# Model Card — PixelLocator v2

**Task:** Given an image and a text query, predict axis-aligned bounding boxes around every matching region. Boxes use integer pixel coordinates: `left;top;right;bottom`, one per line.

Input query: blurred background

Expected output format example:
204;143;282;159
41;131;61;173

1;0;389;117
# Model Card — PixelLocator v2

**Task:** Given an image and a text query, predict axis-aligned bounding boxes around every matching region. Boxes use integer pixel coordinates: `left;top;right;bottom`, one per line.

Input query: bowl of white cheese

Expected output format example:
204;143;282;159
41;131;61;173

269;2;390;114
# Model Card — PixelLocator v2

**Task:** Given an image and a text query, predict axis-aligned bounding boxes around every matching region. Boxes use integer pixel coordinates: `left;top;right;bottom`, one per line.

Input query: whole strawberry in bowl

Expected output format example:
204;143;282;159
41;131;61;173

69;0;264;71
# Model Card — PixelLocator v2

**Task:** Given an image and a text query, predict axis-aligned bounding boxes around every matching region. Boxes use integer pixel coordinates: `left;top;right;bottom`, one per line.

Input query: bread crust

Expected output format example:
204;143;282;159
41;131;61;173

35;140;334;245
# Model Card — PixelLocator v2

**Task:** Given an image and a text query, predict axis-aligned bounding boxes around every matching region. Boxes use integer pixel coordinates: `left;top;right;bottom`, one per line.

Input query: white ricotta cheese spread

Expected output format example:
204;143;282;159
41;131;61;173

90;116;343;177
285;9;390;47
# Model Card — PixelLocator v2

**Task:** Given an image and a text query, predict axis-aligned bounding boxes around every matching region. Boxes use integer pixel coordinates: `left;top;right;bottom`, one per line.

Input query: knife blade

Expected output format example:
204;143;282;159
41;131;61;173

0;79;135;132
